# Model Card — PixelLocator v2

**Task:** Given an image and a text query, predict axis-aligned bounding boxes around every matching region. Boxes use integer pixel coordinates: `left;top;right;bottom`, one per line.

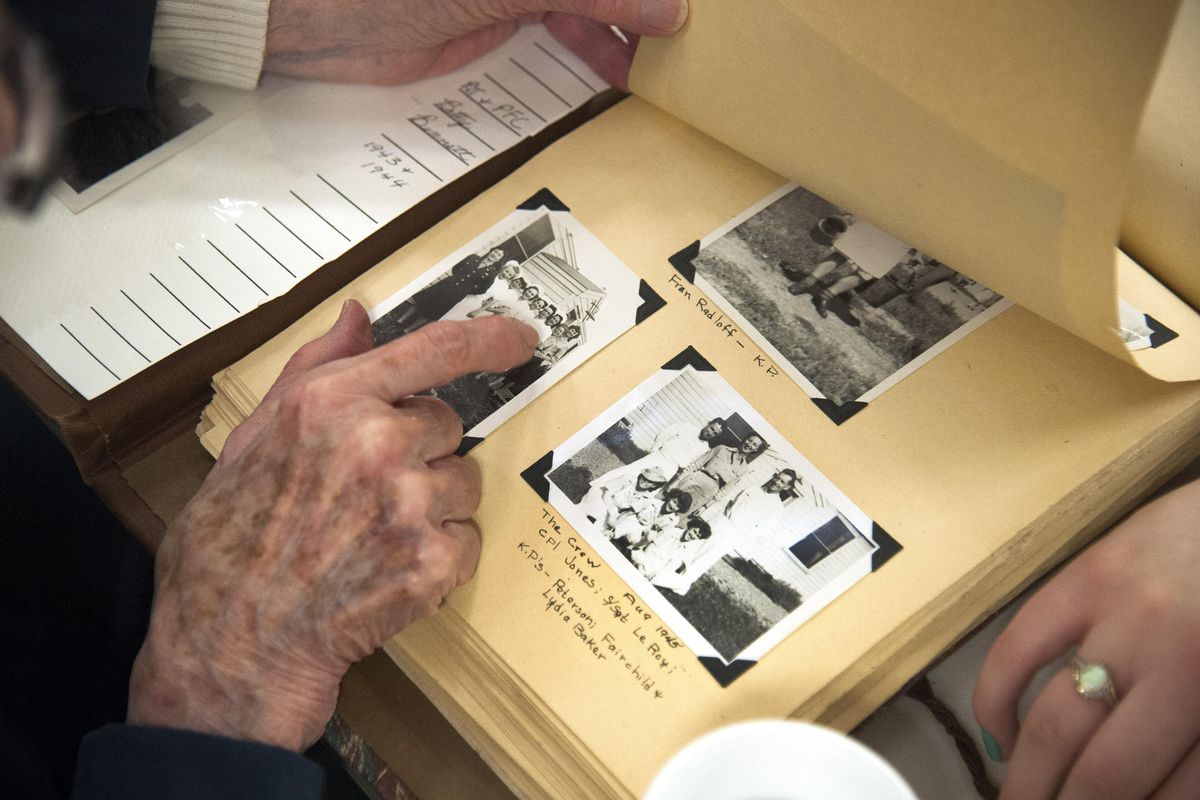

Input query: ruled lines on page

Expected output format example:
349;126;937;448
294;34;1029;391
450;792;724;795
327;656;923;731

1;26;604;399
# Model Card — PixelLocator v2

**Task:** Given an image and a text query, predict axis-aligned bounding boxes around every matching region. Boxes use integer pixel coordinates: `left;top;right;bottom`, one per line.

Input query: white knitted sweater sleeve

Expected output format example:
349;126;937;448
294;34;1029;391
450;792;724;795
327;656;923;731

149;0;271;90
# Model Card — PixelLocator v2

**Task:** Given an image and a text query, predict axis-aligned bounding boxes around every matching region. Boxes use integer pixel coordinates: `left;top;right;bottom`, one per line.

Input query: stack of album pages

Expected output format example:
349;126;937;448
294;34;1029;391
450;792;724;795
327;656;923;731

200;4;1200;797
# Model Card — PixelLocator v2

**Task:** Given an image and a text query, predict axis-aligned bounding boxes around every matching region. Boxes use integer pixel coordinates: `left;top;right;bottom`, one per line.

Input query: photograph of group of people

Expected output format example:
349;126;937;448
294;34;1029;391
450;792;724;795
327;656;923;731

370;204;644;437
678;183;1010;413
545;363;883;667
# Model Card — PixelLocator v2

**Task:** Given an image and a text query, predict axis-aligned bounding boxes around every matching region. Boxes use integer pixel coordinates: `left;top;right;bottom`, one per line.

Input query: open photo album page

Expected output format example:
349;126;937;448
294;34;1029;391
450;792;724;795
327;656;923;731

529;350;899;684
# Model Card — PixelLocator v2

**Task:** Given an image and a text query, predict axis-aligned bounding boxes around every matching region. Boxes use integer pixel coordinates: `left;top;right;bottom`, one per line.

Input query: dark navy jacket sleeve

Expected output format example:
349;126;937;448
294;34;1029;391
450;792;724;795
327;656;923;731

71;724;325;800
5;0;158;111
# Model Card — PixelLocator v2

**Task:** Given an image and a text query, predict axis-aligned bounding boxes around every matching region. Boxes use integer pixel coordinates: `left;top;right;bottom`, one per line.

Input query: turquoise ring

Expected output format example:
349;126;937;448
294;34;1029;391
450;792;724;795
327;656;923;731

1070;657;1118;706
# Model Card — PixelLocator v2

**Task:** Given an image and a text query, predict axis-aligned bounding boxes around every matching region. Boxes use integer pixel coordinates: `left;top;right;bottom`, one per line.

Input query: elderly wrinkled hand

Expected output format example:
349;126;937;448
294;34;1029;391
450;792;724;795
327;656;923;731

263;0;689;90
974;477;1200;799
126;300;537;750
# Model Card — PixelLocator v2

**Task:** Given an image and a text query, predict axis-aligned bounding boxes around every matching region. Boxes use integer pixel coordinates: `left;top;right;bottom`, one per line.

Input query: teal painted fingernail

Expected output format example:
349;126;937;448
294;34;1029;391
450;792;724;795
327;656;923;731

981;729;1004;762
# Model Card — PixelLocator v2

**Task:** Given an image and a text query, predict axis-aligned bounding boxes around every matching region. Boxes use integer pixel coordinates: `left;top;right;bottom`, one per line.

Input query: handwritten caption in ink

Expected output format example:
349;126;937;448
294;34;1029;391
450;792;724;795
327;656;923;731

459;81;532;133
360;141;415;189
514;508;686;698
409;114;476;164
668;274;780;377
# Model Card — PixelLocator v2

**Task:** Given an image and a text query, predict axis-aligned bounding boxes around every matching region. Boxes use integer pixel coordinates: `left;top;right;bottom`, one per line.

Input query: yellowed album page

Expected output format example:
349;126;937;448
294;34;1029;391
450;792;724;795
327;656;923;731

1120;0;1200;380
1125;0;1200;309
207;98;1200;798
631;0;1200;380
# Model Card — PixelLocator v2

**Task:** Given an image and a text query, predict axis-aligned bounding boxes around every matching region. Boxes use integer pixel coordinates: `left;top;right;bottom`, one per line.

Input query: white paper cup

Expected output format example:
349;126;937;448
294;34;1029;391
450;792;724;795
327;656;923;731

644;720;917;800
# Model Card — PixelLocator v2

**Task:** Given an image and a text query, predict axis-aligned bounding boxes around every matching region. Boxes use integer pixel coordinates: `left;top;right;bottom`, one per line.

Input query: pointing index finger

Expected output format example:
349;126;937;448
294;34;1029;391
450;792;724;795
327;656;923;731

345;316;539;402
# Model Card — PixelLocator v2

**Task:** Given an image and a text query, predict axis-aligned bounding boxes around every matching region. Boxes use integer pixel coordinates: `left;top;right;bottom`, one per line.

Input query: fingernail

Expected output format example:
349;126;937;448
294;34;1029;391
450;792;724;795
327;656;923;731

981;729;1004;762
338;298;354;320
643;0;688;32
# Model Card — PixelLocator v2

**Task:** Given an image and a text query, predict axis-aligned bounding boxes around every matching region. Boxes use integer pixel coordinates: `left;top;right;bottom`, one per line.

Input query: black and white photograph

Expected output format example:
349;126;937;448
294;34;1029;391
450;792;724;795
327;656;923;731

370;193;654;443
529;351;899;684
1118;298;1178;351
671;184;1010;422
51;74;255;213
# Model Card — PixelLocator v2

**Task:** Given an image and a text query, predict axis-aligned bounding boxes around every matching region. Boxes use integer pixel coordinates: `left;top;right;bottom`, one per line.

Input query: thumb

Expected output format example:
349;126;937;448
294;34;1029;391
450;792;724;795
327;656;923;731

513;0;688;36
543;13;639;90
214;299;373;468
277;299;374;383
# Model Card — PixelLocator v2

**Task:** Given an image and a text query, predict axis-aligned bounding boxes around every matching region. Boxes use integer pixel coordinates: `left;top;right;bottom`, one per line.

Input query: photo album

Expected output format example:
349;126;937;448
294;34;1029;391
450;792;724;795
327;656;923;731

362;184;912;685
197;4;1200;798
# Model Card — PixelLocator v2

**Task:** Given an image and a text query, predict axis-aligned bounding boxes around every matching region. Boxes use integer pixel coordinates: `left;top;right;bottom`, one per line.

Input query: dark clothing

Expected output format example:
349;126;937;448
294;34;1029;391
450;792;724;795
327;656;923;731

0;11;354;798
410;252;507;321
503;355;550;397
372;251;511;344
72;725;324;800
6;0;158;111
0;380;156;800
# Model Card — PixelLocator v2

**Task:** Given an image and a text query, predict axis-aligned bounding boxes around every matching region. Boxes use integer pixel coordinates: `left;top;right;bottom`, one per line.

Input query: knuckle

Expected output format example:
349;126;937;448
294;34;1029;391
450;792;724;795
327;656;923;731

418;321;474;373
445;454;481;491
420;535;454;572
1129;580;1172;624
434;396;466;432
345;415;400;462
432;525;473;565
411;396;464;440
406;536;460;595
276;377;329;428
390;477;436;524
586;0;625;22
